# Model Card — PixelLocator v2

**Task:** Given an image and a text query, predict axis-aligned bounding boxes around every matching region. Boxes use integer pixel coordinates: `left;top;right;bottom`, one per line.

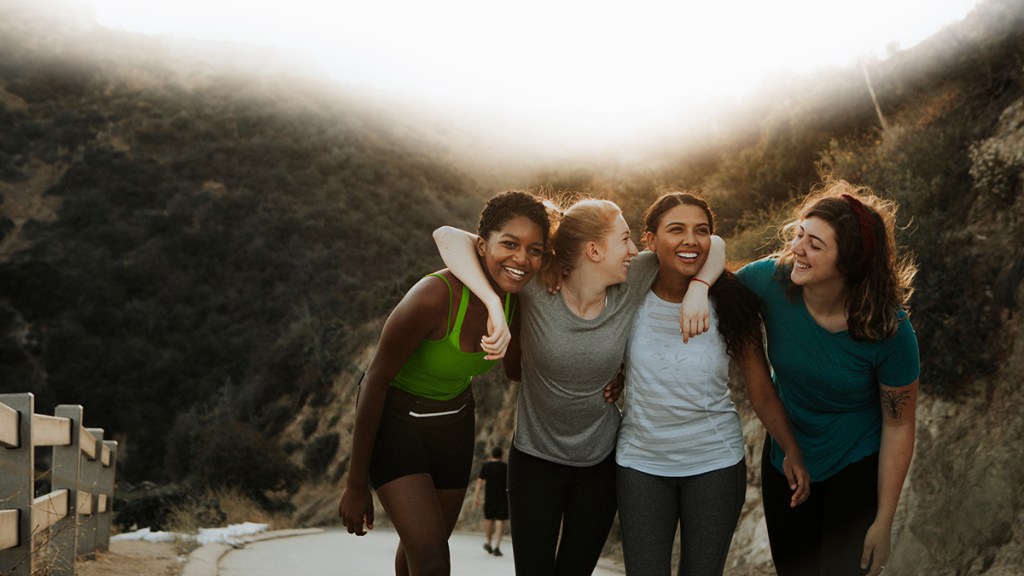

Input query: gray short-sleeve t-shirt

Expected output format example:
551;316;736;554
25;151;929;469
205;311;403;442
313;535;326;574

513;251;659;466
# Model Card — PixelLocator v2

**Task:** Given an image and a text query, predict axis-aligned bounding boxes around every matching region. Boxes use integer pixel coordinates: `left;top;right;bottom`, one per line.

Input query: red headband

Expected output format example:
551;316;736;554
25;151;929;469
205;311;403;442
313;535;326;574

842;194;876;269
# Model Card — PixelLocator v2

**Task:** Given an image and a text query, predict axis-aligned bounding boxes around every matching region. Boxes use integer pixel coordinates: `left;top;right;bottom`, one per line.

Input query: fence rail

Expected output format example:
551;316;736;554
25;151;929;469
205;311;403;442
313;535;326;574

0;393;117;576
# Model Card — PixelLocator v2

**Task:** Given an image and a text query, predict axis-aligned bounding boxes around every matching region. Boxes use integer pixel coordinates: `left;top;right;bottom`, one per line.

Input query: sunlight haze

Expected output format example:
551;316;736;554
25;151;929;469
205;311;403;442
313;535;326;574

85;0;981;150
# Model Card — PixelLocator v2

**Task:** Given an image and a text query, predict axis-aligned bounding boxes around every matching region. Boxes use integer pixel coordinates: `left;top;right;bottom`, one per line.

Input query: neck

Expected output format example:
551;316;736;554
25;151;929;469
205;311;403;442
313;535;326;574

801;280;849;317
561;274;608;318
650;271;690;303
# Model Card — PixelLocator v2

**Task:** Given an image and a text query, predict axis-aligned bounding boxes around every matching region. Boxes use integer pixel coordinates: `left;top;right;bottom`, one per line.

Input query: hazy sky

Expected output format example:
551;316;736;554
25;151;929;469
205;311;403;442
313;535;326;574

85;0;980;149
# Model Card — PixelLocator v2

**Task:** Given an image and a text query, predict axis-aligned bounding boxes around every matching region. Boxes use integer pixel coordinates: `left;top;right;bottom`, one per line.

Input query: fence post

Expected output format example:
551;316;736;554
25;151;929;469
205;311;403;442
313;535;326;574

76;428;104;558
50;404;83;576
0;393;35;576
96;440;117;551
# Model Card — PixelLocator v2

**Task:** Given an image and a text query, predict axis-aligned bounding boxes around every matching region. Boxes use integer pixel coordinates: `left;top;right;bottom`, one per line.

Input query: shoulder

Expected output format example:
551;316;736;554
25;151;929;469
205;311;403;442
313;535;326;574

736;258;785;295
627;250;659;283
389;272;453;328
736;258;778;280
404;272;455;306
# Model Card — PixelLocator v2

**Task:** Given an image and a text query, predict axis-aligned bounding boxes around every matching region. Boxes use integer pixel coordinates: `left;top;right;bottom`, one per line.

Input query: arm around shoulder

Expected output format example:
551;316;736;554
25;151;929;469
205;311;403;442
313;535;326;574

433;226;509;358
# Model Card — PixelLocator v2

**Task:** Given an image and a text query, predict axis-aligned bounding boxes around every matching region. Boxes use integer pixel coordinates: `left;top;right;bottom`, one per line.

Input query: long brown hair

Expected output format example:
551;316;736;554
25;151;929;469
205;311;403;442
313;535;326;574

641;192;763;358
772;179;917;341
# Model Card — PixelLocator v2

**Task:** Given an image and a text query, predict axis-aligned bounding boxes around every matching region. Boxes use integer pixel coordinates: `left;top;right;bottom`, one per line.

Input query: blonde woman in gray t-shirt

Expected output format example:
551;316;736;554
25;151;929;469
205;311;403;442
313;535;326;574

434;196;723;576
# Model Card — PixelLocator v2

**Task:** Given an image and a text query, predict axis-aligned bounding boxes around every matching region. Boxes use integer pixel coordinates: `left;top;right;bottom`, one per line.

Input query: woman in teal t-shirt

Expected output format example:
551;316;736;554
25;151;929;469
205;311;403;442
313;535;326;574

338;191;550;576
736;179;920;576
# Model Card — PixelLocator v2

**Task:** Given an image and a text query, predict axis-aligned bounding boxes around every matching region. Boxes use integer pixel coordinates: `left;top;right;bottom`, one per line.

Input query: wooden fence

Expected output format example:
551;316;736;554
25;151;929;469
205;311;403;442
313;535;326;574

0;393;117;576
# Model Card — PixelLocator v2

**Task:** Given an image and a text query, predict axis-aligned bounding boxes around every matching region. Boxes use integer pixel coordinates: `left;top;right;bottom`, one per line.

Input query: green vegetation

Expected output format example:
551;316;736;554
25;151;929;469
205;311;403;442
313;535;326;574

0;2;488;486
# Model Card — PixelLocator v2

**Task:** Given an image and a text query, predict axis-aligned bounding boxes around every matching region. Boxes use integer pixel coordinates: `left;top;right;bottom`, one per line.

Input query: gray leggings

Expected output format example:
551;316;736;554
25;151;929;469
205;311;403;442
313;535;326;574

617;461;746;576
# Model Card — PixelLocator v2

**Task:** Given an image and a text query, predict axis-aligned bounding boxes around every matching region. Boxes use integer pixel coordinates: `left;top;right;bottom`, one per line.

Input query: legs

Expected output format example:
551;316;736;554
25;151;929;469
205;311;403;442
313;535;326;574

493;519;506;551
617;465;680;575
618;461;746;576
482;518;505;555
507;446;617;576
484;519;494;550
376;474;468;576
762;436;879;576
555;453;617;576
508;447;565;575
677;460;746;576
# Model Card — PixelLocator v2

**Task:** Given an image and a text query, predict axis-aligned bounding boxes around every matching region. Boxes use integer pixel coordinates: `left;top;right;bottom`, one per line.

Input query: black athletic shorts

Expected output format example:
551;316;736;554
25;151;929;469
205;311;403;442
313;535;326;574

367;385;475;490
483;497;509;521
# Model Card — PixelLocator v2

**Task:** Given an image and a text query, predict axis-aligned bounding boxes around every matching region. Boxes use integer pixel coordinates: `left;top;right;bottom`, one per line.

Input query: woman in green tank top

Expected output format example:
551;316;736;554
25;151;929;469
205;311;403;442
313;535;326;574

338;191;550;576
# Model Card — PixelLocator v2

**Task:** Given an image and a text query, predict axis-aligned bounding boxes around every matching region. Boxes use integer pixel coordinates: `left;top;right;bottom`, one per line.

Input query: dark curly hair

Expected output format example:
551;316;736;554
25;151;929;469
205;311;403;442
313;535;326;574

477;190;552;248
641;192;763;359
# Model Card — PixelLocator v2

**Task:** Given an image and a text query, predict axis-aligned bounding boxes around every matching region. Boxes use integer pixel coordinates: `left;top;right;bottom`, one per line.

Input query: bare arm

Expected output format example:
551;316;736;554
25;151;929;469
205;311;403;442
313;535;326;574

472;477;484;509
680;235;726;341
860;379;918;575
433;226;509;359
338;277;447;535
738;337;810;507
502;303;523;381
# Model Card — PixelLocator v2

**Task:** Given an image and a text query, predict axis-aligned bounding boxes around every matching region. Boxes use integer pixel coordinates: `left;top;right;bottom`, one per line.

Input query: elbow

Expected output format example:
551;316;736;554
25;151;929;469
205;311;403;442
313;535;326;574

433;226;455;242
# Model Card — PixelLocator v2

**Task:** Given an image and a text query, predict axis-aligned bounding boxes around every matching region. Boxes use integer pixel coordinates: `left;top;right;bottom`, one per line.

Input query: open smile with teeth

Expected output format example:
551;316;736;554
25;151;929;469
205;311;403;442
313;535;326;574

794;260;810;270
503;266;527;278
677;251;698;260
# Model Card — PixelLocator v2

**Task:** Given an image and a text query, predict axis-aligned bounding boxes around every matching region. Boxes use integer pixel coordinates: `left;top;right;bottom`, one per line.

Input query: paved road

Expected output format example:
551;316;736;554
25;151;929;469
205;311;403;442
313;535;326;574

216;528;625;575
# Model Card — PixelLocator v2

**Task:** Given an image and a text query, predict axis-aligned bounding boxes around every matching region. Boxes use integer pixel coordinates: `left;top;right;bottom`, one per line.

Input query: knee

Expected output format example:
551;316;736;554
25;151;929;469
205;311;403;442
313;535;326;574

411;548;451;576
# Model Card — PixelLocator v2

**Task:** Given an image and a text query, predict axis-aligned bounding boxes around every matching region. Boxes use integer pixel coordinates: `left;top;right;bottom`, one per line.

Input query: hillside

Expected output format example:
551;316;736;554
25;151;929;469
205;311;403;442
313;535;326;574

0;0;492;484
1;0;1023;574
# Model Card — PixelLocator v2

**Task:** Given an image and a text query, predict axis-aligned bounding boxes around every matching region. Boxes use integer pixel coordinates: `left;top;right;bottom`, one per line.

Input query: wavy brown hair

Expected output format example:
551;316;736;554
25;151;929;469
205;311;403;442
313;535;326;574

539;197;621;291
771;179;917;341
641;192;763;358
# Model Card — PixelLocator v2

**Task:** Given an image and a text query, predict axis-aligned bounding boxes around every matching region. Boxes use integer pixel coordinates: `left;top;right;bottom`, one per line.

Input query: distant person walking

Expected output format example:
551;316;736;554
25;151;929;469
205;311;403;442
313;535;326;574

737;179;920;576
338;191;551;576
473;446;509;557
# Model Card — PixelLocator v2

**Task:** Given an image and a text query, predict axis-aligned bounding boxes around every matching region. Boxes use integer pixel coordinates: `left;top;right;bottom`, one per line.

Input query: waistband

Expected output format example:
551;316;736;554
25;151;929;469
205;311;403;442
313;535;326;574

385;385;474;418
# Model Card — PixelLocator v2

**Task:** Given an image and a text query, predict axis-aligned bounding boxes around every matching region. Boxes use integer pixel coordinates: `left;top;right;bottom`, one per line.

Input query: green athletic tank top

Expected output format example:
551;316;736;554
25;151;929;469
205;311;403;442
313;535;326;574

390;274;515;400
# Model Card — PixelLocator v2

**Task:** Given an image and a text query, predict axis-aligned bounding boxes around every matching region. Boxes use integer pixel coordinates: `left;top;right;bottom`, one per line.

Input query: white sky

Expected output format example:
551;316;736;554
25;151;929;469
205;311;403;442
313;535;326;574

84;0;980;148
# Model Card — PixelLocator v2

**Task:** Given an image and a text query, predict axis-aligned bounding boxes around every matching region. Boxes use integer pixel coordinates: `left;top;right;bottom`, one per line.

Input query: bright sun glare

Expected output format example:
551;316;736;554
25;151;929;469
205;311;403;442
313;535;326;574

85;0;980;148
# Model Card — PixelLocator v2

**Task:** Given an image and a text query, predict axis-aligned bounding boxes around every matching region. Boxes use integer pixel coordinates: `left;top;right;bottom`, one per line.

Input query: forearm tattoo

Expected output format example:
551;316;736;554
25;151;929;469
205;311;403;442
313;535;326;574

880;390;911;419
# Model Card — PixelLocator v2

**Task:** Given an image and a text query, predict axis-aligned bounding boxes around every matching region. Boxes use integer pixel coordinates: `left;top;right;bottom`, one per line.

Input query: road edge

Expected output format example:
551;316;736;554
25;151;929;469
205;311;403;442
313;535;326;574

180;528;325;576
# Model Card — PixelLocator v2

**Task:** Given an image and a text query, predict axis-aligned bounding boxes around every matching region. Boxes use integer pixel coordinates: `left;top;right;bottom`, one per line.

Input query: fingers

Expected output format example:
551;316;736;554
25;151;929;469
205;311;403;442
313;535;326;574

482;317;511;359
784;460;811;507
679;315;711;343
480;330;510;360
860;544;877;575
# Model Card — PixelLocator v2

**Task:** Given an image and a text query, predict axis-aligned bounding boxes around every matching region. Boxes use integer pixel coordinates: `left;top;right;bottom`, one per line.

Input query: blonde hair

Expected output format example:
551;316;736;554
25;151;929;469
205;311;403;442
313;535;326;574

772;179;917;341
540;198;622;291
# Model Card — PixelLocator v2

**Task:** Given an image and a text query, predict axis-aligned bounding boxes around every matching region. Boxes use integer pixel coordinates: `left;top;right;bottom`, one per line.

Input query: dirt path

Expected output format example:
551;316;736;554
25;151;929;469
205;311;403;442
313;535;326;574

76;540;186;576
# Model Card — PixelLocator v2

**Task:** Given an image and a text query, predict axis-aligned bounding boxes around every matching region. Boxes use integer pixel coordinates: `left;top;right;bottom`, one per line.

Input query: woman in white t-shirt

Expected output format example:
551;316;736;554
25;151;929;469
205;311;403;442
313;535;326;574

616;192;809;576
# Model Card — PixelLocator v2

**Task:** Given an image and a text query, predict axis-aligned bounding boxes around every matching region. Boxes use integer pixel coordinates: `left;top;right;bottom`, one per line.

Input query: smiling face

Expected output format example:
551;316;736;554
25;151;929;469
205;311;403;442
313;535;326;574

478;214;545;293
789;216;845;288
599;214;639;283
646;203;711;280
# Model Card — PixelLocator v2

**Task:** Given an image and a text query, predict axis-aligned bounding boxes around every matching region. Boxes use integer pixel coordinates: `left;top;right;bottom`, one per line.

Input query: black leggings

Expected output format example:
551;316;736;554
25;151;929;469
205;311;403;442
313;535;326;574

617;461;746;576
507;446;618;576
761;436;879;576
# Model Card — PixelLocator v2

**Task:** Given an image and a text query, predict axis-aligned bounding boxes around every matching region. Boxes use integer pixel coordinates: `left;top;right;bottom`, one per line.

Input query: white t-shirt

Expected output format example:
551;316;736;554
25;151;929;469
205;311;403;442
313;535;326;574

617;290;745;477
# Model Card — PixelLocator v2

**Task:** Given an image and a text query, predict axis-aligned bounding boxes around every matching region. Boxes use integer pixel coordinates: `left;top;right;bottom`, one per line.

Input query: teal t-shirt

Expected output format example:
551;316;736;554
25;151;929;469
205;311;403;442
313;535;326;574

737;258;920;482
